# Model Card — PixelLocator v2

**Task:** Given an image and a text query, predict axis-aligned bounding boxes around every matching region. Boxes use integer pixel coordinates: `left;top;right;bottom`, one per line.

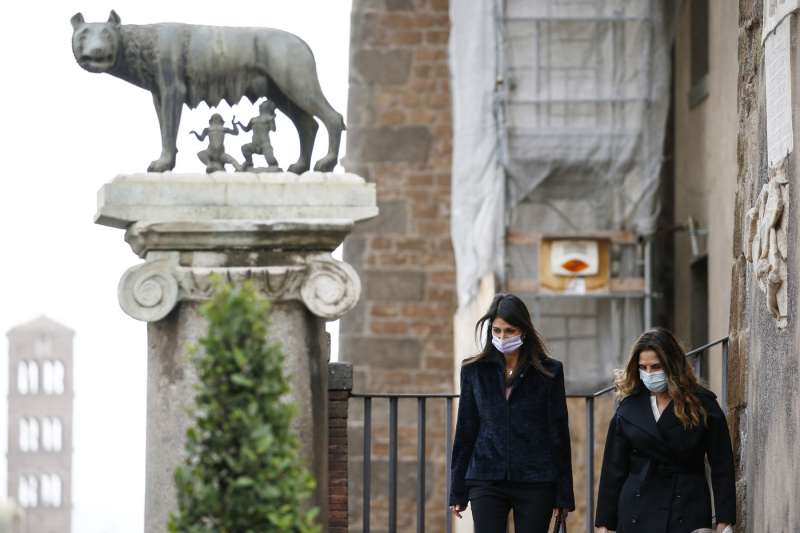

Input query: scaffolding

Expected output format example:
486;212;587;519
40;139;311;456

449;0;673;335
487;0;674;386
495;0;665;231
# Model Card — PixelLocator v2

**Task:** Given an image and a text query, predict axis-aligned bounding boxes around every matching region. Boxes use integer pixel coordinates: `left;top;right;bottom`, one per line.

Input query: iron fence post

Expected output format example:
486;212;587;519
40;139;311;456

721;338;729;415
445;397;454;533
363;397;371;533
417;398;426;533
586;396;595;533
389;397;398;533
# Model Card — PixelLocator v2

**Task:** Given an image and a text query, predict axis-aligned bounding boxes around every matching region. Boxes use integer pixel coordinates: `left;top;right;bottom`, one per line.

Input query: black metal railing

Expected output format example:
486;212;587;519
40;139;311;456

350;336;729;533
349;393;459;533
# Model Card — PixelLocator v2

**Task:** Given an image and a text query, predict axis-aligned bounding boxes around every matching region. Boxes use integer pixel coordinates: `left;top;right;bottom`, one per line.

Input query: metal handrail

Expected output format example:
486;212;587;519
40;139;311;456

350;392;460;399
350;394;457;533
350;336;729;533
564;336;730;399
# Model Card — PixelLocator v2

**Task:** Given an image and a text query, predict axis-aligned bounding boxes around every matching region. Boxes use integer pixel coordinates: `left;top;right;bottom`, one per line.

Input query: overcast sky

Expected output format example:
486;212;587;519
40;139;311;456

0;2;350;531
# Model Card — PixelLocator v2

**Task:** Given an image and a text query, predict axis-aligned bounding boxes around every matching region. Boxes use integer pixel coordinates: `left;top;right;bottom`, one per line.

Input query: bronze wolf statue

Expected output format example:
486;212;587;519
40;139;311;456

71;10;345;173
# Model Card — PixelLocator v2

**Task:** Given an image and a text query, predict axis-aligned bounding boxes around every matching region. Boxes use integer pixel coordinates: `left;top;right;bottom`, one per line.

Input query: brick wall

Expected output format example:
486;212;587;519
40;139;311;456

343;0;455;530
329;363;353;532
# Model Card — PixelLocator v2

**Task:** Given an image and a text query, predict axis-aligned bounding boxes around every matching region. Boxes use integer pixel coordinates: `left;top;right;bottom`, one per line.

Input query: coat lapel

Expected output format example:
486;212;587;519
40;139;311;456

656;400;681;431
618;390;663;442
485;350;506;393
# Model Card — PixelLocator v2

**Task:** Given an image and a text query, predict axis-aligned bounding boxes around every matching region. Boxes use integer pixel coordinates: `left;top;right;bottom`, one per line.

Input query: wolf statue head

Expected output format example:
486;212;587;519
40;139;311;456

71;10;121;74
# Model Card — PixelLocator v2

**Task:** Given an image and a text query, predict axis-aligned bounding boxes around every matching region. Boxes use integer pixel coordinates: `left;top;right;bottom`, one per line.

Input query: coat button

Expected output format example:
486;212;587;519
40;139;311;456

675;493;681;499
635;490;641;497
631;517;637;524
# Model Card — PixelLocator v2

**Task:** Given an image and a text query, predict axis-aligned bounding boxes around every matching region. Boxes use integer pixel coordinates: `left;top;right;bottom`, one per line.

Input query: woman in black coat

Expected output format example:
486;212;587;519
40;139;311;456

449;293;574;532
595;328;736;533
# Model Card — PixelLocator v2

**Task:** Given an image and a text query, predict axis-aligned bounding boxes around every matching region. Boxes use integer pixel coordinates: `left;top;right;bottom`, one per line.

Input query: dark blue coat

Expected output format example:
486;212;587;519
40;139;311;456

449;352;575;510
595;387;736;532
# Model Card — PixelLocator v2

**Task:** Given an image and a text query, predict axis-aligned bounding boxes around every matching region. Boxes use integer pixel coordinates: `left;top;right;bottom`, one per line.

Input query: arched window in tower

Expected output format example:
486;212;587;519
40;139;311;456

41;474;62;507
17;361;41;394
28;418;39;452
19;417;40;452
43;361;52;393
43;360;65;395
19;418;29;451
17;362;28;394
18;475;38;508
42;417;63;452
54;361;64;394
53;418;63;451
27;361;39;394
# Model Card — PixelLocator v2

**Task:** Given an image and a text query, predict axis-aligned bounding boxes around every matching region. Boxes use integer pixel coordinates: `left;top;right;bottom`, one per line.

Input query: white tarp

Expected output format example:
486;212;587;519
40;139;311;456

449;0;506;308
450;0;676;307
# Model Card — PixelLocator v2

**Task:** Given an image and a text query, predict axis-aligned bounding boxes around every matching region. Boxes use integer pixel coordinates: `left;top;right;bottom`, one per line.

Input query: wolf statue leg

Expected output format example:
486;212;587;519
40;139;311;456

285;106;318;174
271;88;318;175
312;104;345;172
148;88;184;172
284;72;344;173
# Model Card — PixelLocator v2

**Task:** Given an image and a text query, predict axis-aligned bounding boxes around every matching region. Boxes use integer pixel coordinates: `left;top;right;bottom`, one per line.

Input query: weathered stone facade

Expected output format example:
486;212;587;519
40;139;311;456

343;0;455;530
730;1;800;530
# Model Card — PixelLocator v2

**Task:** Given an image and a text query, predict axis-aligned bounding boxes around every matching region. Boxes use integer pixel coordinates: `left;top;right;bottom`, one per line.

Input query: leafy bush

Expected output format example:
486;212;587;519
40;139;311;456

168;281;319;533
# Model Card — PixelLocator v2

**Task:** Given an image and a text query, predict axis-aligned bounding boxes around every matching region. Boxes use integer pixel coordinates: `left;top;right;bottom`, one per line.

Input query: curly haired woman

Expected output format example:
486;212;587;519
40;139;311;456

595;328;735;533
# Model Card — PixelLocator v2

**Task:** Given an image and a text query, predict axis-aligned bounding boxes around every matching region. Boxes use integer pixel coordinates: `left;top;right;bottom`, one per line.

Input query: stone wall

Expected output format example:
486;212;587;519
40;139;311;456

730;2;800;530
343;0;456;530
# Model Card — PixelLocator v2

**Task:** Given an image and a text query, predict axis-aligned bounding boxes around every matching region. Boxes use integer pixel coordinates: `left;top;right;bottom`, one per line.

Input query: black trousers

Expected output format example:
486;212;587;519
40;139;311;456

467;480;556;533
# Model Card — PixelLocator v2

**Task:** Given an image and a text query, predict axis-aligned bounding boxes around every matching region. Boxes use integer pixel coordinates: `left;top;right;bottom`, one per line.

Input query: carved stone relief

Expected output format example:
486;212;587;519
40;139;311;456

744;167;790;328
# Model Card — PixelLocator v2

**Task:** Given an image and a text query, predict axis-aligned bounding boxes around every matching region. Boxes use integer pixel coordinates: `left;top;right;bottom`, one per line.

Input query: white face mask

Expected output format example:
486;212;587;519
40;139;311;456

639;369;668;393
492;334;523;354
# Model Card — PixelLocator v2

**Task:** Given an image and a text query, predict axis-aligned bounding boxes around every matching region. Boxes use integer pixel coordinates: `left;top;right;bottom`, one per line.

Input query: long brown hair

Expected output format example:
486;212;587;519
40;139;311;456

614;327;707;429
463;293;553;378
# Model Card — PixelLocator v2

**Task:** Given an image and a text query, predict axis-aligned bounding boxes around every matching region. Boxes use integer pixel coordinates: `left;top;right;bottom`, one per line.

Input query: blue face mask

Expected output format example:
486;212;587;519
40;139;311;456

639;369;668;393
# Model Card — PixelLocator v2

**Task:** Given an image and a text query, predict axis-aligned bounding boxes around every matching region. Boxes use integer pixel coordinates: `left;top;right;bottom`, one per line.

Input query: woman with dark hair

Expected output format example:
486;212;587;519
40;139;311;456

595;327;735;533
449;293;574;532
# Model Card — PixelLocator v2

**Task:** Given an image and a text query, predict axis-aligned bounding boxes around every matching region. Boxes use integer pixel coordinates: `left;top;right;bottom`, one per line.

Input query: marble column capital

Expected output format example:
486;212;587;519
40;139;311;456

118;252;360;322
96;172;377;323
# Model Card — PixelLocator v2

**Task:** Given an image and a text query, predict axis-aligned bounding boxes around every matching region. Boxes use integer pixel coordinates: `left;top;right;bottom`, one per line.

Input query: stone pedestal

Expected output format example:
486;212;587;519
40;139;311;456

95;172;377;532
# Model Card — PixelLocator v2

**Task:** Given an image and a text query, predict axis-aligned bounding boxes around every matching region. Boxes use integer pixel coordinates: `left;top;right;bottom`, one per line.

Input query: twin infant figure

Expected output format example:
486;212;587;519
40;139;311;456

189;100;280;173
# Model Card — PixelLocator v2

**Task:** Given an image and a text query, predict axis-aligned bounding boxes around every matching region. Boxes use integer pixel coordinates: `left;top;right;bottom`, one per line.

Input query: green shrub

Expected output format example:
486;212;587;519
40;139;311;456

168;281;320;533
